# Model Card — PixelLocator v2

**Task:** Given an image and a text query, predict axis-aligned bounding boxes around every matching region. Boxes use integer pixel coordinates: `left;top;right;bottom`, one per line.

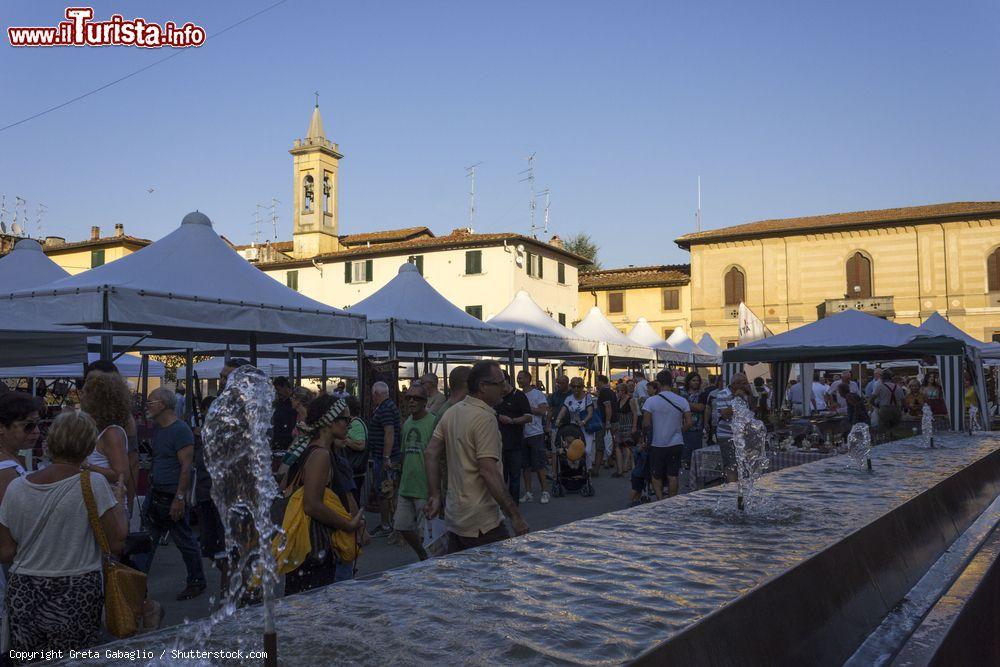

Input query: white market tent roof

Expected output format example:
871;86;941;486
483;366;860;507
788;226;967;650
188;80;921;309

666;326;718;364
723;310;964;363
0;325;147;367
697;333;724;357
919;312;1000;360
345;263;517;351
177;356;357;380
626;318;688;364
0;239;69;291
1;212;366;345
0;352;165;379
488;290;599;357
573;307;657;362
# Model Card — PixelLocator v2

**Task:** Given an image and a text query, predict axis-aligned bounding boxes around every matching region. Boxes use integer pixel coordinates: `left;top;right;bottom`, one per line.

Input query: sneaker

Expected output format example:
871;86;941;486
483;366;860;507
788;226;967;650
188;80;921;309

520;491;534;503
540;491;550;504
175;584;206;601
369;525;393;538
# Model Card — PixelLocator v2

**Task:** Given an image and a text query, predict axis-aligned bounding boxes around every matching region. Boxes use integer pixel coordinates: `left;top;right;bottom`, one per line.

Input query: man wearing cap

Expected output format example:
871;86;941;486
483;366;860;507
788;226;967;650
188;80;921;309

423;361;529;553
393;383;437;561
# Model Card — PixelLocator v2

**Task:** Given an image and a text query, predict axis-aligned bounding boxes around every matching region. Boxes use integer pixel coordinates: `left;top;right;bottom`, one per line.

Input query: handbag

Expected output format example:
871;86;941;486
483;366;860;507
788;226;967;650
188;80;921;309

582;397;604;434
81;472;147;639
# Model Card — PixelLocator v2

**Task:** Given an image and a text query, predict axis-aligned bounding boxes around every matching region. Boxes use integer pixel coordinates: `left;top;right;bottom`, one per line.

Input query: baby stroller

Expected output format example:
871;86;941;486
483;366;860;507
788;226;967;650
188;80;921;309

550;422;595;497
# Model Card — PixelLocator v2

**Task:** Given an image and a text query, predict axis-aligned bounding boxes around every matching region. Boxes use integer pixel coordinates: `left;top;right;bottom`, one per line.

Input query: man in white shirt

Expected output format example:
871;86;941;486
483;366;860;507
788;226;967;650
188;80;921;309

641;370;691;500
517;371;551;504
811;377;830;408
633;371;649;409
829;370;860;396
864;369;883;400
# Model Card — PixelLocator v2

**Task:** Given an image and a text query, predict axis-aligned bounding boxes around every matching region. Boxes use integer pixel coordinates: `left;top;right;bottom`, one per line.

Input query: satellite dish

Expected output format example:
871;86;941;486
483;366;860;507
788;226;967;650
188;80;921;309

11;223;22;237
0;221;6;235
515;254;524;267
516;244;525;253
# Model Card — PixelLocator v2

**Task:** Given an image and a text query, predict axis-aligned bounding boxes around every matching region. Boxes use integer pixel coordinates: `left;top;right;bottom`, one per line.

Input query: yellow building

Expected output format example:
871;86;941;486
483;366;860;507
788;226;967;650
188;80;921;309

40;224;149;274
675;202;1000;347
577;265;691;338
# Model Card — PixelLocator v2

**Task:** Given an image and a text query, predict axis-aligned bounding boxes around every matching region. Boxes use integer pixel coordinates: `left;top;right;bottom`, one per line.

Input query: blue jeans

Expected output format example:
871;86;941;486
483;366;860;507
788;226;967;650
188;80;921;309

682;429;703;465
135;492;207;587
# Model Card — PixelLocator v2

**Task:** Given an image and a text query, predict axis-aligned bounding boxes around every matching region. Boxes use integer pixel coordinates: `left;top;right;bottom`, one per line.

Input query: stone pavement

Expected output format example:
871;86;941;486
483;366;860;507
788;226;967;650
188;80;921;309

149;469;642;628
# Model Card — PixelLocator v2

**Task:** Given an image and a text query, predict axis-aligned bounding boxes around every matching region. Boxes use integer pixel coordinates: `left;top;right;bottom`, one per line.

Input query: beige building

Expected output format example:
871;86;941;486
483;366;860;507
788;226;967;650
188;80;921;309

675;202;1000;347
577;265;691;338
0;224;150;275
242;103;587;323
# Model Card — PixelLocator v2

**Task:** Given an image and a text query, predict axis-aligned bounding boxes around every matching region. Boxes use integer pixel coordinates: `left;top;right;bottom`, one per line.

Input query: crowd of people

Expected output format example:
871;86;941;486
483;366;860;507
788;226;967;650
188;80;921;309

0;355;981;661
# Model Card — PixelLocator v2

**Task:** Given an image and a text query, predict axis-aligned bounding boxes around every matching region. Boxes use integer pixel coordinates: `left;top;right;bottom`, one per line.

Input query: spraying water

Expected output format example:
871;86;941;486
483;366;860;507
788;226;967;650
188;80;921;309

730;396;770;512
846;423;872;470
922;403;934;448
201;365;280;662
969;406;983;433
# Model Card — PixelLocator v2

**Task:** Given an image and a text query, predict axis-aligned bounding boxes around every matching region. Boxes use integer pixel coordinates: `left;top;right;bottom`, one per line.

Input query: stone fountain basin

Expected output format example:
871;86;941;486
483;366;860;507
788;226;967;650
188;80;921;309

82;434;1000;666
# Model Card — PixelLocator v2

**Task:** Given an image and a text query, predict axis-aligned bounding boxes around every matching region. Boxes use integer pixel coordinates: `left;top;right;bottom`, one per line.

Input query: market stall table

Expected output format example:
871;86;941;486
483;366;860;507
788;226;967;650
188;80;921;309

690;445;839;488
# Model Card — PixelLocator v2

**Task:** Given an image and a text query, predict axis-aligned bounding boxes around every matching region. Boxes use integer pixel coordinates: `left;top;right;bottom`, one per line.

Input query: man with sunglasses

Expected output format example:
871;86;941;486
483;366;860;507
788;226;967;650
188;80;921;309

393;383;437;560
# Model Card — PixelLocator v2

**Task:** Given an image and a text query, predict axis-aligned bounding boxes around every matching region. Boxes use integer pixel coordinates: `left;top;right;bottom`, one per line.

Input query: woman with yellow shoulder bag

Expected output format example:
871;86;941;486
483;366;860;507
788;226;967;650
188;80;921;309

274;396;364;595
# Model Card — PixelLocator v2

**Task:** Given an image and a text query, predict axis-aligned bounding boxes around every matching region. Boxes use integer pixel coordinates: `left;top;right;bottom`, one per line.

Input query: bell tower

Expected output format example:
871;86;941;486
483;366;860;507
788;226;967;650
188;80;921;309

290;98;342;258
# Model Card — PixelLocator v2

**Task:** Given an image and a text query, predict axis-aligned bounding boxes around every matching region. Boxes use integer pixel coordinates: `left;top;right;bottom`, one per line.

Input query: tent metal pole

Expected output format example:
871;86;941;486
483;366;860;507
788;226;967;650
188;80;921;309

356;339;365;415
321;359;328;394
140;355;149;406
100;289;113;362
388;318;397;362
421;344;429;375
295;353;302;385
521;338;530;375
413;357;419;381
224;344;231;365
249;335;258;366
184;348;194;422
442;355;449;396
507;349;515;379
287;347;294;380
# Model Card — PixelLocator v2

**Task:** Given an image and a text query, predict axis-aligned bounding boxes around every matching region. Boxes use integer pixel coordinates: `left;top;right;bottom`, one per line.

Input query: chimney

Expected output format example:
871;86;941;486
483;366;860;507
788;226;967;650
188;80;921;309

90;226;100;241
114;223;124;238
43;236;66;247
549;234;563;249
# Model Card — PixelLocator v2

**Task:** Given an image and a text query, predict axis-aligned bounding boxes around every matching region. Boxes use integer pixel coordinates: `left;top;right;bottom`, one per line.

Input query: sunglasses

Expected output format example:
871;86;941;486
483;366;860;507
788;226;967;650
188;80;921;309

406;395;427;402
15;420;38;433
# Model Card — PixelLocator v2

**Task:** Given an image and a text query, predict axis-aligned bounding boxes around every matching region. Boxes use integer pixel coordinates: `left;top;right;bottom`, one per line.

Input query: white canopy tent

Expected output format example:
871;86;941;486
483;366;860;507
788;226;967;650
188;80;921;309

918;312;994;421
573;307;658;370
489;290;599;359
697;333;724;357
0;239;69;291
0;352;165;379
343;263;517;355
626;318;688;364
177;356;357;380
666;326;718;365
1;212;367;350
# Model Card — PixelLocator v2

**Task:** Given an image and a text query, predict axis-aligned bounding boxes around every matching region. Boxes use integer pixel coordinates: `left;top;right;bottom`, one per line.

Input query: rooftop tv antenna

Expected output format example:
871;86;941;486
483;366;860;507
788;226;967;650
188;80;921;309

696;175;702;232
465;162;482;226
269;198;280;240
538;188;551;235
253;205;265;245
35;202;46;237
13;197;25;237
519;153;537;236
0;196;6;235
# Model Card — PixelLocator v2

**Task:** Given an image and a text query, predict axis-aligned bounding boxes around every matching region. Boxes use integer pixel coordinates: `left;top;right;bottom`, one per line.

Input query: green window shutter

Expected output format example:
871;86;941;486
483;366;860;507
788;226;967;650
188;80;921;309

525;252;533;276
538;256;544;279
465;305;483;320
365;259;373;282
558;262;565;284
558;313;566;326
415;255;424;275
466;250;482;275
345;261;352;283
91;249;105;268
286;270;298;291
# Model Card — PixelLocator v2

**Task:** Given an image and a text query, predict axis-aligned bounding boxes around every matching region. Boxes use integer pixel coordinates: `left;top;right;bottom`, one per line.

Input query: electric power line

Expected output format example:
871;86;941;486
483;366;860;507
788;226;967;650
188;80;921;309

0;0;291;134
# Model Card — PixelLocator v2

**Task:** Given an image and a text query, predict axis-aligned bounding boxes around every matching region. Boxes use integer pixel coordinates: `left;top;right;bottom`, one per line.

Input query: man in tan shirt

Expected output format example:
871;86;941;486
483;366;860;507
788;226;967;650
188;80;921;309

424;361;529;553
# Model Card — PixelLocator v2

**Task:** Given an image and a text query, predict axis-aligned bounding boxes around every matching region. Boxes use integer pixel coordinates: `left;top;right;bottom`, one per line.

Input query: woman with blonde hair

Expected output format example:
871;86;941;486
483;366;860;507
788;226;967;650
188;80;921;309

0;411;127;656
80;371;132;506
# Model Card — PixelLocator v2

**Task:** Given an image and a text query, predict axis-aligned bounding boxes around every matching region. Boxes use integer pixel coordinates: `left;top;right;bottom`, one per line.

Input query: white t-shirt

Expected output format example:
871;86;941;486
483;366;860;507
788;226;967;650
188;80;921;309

523;388;547;438
563;394;594;424
829;379;860;396
812;382;829;401
641;391;690;447
0;472;117;576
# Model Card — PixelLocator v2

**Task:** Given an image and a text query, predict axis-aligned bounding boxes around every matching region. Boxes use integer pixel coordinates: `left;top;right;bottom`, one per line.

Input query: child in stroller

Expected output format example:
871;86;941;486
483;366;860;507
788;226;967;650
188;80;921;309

550;422;595;497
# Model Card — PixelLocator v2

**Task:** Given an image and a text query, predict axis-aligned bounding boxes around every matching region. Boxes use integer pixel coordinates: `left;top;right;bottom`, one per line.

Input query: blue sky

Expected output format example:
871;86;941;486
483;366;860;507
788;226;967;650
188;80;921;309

1;1;998;267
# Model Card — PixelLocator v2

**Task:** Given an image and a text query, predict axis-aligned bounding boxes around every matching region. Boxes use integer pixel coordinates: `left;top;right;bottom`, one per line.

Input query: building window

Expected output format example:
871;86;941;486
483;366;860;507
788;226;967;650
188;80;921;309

558;313;566;326
303;175;314;212
724;266;745;306
662;288;680;311
465;305;483;320
557;262;566;285
465;250;482;275
90;249;105;268
286;270;299;291
608;292;624;314
526;252;543;278
322;173;331;214
846;252;873;298
988;248;1000;292
992;331;1000;343
726;339;738;349
408;255;424;275
344;260;373;283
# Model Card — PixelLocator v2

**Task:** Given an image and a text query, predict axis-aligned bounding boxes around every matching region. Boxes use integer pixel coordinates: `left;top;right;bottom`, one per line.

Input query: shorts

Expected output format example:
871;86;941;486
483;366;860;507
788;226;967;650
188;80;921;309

717;437;737;473
649;444;683;479
522;434;547;471
630;474;647;493
393;495;427;533
447;522;510;555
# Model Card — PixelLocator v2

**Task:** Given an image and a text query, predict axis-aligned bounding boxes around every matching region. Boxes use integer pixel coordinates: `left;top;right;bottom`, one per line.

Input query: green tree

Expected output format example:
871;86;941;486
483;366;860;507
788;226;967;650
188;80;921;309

564;233;601;271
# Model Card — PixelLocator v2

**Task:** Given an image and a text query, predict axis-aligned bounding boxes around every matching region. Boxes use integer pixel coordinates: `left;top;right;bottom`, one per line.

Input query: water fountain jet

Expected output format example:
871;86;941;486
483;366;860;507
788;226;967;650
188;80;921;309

731;396;769;512
922;403;934;448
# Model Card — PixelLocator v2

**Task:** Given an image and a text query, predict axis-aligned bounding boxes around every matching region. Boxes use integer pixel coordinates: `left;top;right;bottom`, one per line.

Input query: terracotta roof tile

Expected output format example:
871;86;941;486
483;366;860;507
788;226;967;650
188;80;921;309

340;227;433;245
257;231;591;268
41;235;151;252
675;201;1000;247
579;264;690;290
